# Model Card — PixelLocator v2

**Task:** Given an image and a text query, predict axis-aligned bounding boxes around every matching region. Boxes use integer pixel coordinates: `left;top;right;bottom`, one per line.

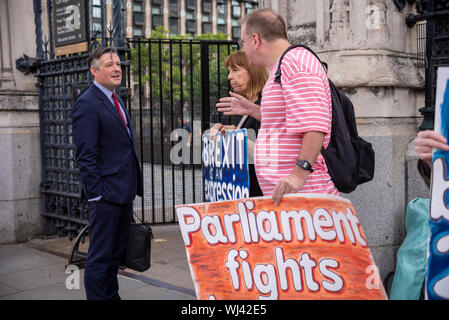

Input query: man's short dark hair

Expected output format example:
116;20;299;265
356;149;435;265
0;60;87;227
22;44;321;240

88;47;118;69
241;9;287;41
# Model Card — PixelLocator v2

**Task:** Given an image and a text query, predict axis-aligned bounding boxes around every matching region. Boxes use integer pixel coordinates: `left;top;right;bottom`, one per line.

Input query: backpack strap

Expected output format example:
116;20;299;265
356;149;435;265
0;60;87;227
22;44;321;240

274;44;328;87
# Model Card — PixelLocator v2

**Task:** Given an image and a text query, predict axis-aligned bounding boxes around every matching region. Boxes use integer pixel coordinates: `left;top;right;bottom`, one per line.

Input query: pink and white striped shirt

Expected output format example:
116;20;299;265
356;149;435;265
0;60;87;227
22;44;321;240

254;47;339;196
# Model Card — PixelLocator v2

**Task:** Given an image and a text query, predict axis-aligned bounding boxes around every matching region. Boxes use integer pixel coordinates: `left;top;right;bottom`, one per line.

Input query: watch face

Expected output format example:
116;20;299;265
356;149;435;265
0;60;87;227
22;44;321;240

297;160;313;172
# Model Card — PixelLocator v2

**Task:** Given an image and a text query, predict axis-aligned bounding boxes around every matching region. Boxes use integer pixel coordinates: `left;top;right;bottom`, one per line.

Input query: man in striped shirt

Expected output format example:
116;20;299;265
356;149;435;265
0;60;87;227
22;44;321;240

217;9;338;205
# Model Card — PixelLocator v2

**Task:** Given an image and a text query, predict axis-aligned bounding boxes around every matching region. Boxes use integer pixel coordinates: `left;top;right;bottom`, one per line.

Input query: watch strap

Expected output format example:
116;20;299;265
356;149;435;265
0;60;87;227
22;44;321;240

296;159;314;173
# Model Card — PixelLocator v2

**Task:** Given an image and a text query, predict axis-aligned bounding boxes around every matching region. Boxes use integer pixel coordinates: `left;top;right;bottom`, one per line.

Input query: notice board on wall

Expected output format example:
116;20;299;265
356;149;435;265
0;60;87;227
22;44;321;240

52;0;88;56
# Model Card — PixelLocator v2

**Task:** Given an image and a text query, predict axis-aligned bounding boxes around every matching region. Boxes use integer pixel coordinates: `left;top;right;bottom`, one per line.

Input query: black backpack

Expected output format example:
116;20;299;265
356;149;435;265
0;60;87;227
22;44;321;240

274;44;375;193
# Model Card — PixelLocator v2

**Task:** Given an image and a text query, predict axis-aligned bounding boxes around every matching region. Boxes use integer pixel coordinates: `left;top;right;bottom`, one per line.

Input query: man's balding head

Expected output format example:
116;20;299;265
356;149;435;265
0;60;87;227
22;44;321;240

241;9;287;42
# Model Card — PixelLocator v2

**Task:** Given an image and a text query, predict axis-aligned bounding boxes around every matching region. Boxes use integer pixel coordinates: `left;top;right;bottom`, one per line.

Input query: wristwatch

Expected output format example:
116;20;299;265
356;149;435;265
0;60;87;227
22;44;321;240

296;159;314;173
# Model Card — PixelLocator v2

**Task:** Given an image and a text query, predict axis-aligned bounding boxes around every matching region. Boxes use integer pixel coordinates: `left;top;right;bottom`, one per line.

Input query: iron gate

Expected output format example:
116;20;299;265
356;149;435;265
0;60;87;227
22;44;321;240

20;0;239;239
38;50;92;239
38;39;238;238
404;0;449;130
126;38;239;225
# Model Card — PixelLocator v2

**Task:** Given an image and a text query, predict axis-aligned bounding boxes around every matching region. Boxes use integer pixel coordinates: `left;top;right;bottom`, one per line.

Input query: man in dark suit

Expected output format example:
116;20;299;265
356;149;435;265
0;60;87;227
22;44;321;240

72;47;143;300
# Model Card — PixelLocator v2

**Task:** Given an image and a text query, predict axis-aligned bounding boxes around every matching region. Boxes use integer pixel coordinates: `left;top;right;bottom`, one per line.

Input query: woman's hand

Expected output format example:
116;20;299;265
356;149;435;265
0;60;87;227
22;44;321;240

216;92;261;121
415;130;449;167
209;123;237;140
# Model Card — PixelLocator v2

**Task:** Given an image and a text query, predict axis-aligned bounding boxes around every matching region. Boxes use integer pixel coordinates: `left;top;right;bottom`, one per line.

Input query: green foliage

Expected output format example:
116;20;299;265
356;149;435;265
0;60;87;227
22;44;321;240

128;28;238;114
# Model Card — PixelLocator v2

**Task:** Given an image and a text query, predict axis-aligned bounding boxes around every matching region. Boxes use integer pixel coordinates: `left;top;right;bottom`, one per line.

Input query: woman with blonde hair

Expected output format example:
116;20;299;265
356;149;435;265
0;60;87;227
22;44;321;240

211;51;268;197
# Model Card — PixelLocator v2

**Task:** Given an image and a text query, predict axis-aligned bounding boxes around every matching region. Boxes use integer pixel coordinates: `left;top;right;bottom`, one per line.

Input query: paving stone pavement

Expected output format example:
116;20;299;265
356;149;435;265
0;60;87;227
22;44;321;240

0;224;196;300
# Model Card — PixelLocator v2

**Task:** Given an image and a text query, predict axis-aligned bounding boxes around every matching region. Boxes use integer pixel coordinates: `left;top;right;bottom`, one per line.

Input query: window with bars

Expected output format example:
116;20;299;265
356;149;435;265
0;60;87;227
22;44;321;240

186;0;196;10
133;26;144;37
134;1;144;11
169;0;179;35
232;26;240;40
216;1;227;35
202;0;212;34
244;1;257;14
91;0;102;34
151;0;163;29
185;0;196;36
202;23;212;34
169;17;179;35
169;0;179;13
132;0;145;38
231;1;241;18
416;21;426;68
92;6;101;19
231;1;241;40
202;0;212;13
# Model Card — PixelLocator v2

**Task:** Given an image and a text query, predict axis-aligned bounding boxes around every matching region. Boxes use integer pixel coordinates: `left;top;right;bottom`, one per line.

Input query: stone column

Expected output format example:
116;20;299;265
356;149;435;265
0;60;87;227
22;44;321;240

126;0;133;38
0;0;43;243
261;0;427;278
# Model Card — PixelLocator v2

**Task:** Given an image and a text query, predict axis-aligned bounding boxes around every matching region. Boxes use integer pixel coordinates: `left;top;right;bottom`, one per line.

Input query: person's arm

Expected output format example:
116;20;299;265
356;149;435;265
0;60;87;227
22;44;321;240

415;130;449;167
216;91;261;121
271;131;325;206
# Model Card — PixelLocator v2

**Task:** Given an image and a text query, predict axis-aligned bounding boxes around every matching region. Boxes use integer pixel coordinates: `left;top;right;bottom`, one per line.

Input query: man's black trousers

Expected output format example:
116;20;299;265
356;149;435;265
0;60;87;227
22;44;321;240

84;198;133;300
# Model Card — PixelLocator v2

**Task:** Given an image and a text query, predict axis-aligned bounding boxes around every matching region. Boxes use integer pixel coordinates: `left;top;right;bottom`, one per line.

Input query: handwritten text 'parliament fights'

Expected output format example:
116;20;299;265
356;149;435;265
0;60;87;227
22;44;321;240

177;200;367;299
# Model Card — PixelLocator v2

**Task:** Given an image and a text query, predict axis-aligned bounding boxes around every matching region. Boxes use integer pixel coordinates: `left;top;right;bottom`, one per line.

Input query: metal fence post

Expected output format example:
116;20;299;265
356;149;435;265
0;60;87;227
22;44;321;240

34;0;43;58
46;0;54;59
419;11;436;131
200;41;210;203
200;41;210;134
112;0;122;48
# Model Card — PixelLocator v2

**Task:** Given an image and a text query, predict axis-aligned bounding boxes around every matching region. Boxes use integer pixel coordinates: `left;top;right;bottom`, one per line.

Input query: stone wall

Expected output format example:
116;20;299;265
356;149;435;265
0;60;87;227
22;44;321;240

260;0;427;279
0;0;43;243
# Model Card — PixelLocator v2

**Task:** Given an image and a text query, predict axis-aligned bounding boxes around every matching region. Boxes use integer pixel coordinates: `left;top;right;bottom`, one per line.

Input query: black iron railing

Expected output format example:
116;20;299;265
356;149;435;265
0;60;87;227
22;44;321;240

19;1;240;238
126;38;238;224
405;0;449;131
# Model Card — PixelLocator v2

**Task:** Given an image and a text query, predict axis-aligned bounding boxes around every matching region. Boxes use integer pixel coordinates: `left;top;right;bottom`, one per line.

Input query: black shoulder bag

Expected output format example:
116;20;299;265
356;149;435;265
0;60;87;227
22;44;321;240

274;44;375;193
125;213;154;272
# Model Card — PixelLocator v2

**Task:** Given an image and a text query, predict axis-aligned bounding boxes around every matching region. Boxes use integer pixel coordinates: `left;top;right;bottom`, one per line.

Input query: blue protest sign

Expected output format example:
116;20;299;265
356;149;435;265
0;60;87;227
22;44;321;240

427;66;449;300
202;129;250;202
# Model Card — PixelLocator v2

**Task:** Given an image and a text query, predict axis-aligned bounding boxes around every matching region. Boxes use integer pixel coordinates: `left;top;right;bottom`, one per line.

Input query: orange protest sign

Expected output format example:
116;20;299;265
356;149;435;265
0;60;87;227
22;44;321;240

175;194;387;300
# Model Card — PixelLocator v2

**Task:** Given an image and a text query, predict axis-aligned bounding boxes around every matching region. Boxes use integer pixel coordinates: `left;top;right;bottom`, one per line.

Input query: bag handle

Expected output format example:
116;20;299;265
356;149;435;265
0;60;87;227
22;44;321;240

132;212;154;238
133;212;146;224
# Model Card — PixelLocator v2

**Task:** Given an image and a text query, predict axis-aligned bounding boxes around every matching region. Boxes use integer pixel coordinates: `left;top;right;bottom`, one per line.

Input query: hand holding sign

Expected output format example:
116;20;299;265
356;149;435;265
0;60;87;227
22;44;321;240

415;130;449;167
272;170;307;206
272;131;326;206
210;123;237;140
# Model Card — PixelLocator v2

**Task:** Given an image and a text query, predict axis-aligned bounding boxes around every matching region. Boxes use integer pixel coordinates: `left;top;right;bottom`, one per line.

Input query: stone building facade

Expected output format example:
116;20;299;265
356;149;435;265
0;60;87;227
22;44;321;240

0;0;431;281
0;0;43;243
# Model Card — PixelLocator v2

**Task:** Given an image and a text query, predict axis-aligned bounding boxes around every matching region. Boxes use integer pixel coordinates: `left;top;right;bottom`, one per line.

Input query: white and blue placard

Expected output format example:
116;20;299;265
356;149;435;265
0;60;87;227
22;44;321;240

202;129;250;202
427;66;449;300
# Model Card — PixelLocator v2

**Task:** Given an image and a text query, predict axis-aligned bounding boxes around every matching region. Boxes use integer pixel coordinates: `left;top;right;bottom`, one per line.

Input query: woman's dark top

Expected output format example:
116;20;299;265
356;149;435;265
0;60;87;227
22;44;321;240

233;94;263;197
417;159;431;189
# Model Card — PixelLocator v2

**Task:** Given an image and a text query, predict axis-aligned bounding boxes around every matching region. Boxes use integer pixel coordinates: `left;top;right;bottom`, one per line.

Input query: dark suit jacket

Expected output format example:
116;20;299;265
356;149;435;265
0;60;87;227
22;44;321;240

72;84;143;204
